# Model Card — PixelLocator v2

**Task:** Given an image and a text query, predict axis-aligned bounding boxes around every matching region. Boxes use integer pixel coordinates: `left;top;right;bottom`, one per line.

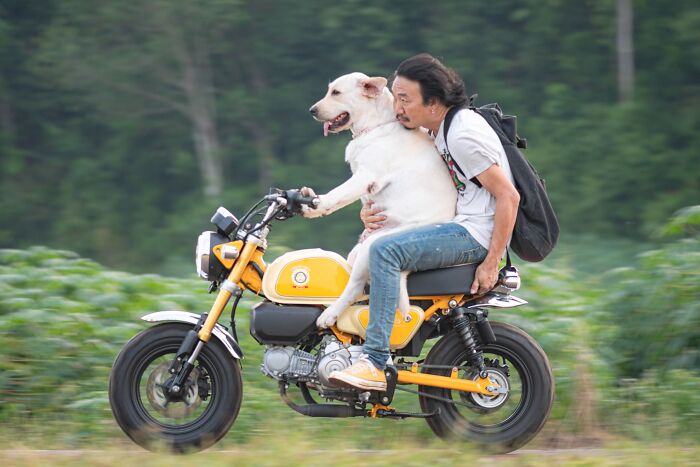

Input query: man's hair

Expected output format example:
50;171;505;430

394;53;469;107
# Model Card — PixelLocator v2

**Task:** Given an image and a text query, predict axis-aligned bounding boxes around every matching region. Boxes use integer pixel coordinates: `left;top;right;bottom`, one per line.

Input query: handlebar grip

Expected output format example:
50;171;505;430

280;189;320;214
285;189;319;209
298;195;320;208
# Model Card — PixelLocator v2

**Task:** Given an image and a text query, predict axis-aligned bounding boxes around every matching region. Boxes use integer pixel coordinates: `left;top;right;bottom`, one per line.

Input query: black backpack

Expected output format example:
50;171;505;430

443;102;559;262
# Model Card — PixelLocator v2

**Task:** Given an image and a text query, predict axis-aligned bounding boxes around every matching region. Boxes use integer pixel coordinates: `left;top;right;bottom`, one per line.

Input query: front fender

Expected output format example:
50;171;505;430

141;311;243;359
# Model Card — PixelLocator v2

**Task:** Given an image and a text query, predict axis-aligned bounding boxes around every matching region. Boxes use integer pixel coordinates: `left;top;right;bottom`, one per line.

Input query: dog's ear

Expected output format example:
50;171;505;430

360;76;388;98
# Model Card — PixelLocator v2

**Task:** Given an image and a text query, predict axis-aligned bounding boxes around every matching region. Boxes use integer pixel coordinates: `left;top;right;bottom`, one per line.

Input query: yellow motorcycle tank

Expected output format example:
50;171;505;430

336;305;425;349
262;249;351;304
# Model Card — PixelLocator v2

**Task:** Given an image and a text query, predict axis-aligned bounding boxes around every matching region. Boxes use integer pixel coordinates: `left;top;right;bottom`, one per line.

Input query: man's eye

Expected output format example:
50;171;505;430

331;90;341;96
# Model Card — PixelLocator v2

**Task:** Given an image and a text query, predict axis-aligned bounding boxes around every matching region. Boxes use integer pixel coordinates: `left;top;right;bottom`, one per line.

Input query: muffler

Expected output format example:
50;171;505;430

279;383;365;417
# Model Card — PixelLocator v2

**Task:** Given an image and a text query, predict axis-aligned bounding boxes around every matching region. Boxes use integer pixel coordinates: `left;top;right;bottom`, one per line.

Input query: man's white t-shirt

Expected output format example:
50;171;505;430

433;108;514;250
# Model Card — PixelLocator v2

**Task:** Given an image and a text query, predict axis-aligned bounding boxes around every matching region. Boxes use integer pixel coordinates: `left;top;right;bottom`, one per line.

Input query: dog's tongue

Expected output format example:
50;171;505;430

323;121;330;137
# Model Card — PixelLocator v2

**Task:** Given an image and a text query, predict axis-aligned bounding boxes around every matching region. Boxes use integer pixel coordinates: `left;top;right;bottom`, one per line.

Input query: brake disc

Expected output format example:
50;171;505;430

459;358;511;411
466;368;510;409
146;361;202;418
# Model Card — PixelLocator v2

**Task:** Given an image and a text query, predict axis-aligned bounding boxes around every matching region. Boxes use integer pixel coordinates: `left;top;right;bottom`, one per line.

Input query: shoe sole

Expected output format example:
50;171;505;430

329;373;387;392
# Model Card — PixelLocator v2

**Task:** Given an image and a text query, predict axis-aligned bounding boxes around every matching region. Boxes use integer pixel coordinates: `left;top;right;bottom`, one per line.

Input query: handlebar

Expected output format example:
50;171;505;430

242;188;321;228
286;189;320;208
231;188;319;239
266;189;319;214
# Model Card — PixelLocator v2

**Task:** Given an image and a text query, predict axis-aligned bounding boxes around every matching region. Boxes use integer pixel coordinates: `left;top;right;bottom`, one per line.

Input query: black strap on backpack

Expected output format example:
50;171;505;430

443;106;482;188
442;101;559;262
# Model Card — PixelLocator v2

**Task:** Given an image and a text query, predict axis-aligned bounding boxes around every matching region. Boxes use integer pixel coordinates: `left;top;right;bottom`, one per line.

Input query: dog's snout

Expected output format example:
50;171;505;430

309;106;318;116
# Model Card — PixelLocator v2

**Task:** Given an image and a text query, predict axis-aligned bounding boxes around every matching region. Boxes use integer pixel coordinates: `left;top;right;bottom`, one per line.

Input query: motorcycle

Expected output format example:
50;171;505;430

108;189;554;453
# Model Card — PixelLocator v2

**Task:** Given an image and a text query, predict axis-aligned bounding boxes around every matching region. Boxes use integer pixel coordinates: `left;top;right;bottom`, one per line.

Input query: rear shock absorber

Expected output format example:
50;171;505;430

450;307;488;378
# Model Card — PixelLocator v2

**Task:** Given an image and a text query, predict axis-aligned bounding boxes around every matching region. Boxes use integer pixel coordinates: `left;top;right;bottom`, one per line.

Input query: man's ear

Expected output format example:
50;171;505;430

360;76;388;98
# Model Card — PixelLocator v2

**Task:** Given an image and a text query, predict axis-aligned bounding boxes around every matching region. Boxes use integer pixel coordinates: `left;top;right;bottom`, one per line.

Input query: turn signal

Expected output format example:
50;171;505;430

221;245;240;260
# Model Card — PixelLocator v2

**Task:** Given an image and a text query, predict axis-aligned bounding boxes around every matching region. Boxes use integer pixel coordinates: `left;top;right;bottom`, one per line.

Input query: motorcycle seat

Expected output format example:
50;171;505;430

406;262;479;296
362;263;480;297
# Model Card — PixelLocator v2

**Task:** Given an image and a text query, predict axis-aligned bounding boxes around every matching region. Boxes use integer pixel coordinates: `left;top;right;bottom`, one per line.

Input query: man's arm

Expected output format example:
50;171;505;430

470;164;520;294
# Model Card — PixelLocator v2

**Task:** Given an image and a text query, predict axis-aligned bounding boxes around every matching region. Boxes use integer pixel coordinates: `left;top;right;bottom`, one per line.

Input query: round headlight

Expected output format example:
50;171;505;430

195;232;214;279
195;231;230;281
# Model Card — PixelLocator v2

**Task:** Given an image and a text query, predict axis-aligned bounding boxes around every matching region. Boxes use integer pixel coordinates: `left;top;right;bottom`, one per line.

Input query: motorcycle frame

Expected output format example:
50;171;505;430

191;230;501;397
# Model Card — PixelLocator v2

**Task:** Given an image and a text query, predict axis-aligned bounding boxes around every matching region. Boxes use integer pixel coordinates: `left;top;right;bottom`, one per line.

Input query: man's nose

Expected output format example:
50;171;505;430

309;106;318;116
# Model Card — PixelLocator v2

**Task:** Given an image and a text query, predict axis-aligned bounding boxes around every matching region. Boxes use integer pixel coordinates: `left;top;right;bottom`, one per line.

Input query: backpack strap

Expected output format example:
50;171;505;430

442;106;483;189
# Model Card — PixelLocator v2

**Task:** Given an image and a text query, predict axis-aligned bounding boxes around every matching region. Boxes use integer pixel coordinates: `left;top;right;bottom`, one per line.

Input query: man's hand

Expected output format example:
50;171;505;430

470;259;499;295
360;201;386;231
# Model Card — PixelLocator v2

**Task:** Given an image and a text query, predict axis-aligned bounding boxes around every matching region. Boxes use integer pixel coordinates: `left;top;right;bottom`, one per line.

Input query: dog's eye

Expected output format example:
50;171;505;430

331;90;341;96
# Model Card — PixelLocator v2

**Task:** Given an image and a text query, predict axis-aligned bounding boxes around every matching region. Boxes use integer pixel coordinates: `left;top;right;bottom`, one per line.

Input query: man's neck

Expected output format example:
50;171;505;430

426;105;450;135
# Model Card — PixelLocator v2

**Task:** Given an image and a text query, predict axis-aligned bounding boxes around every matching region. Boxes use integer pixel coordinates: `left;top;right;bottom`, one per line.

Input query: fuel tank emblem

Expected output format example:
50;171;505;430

291;266;310;288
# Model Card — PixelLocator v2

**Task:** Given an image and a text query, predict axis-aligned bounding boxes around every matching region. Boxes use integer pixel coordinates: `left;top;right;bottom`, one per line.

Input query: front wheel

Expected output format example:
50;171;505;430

109;323;243;452
419;321;554;453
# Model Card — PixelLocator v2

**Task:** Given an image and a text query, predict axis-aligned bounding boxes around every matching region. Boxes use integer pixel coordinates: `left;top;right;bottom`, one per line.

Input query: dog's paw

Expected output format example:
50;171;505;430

317;305;341;328
301;204;322;218
302;197;330;218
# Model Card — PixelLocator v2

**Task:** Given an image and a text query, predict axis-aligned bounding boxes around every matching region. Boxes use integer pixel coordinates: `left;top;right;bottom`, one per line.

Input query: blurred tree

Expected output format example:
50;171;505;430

616;0;635;102
29;0;248;198
0;0;698;271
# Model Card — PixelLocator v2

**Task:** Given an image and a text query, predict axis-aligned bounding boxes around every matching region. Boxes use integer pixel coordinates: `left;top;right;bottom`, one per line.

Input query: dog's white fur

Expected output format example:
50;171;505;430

306;72;456;328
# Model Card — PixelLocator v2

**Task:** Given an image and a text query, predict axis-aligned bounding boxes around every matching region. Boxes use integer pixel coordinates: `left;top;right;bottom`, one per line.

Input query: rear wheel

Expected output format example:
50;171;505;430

419;321;554;452
109;323;243;452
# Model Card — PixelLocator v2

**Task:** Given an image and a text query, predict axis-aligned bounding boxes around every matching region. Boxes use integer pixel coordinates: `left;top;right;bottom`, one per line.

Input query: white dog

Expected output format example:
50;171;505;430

304;72;456;328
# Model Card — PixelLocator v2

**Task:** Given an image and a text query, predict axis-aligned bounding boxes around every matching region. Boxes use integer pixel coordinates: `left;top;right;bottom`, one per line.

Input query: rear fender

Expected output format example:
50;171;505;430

141;311;243;359
466;293;528;309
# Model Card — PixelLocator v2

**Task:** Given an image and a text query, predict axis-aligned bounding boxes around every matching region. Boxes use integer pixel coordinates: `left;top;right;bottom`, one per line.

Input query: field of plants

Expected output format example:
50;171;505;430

1;208;698;459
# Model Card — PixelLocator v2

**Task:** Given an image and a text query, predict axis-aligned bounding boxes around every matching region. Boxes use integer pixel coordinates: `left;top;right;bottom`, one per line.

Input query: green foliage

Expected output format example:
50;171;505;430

604;207;700;377
0;246;214;440
1;237;699;446
603;370;700;443
1;0;699;448
656;206;700;240
1;1;699;272
0;246;434;446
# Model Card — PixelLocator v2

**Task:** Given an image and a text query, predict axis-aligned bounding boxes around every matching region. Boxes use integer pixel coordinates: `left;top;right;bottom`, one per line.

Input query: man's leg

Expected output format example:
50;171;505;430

329;223;487;390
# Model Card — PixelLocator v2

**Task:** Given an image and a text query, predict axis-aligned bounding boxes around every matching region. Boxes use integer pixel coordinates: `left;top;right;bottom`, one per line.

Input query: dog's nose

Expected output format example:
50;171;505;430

309;106;318;116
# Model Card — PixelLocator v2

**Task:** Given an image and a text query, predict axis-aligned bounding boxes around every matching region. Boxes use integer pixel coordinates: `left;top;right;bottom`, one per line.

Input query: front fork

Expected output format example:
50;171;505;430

165;317;208;396
166;240;258;399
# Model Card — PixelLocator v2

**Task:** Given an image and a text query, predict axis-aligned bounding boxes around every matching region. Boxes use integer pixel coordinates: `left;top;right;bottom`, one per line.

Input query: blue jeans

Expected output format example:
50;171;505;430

363;223;488;370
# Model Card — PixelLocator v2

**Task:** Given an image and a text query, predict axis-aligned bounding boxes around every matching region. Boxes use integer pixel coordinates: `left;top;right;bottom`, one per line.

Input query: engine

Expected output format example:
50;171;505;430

261;337;363;388
261;347;315;380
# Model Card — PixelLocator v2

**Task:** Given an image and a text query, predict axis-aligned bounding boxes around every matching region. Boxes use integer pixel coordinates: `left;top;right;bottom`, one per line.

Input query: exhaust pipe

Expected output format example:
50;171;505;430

279;383;365;418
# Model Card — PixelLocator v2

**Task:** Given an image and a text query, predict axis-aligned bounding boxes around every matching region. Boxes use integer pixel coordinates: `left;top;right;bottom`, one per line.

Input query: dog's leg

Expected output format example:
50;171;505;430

398;271;410;321
317;267;368;328
304;171;385;218
316;241;372;328
346;244;361;267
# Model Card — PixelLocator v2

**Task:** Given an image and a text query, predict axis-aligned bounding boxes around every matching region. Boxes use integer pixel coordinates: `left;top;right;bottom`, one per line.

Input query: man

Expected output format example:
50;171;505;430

328;53;520;391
